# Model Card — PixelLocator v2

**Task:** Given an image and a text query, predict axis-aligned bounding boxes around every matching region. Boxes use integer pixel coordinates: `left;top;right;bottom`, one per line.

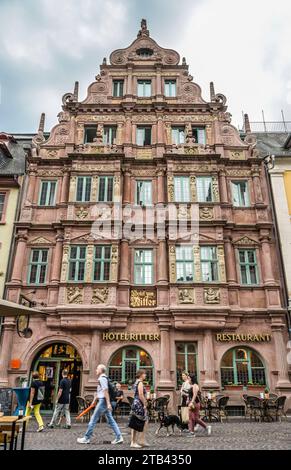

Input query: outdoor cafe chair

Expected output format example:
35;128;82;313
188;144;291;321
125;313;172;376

215;396;229;422
76;396;90;422
273;396;287;422
247;396;263;422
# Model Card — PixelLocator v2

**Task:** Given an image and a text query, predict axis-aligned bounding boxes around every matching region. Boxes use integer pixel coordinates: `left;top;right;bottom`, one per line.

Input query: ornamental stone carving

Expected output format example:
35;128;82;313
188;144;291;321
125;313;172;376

200;207;214;220
193;246;201;281
60;244;70;282
234;236;258;246
67;286;83;304
167;176;175;202
212;177;220;202
204;287;220;304
110;245;119;282
85;245;94;282
169;245;176;283
190;176;197;202
217;245;226;282
178;288;195;304
91;287;109;304
76;207;89;220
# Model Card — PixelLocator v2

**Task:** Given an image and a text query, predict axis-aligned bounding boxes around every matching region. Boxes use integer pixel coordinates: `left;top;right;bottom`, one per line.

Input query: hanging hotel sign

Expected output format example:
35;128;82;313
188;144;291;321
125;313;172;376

216;333;271;342
130;289;157;308
102;332;160;341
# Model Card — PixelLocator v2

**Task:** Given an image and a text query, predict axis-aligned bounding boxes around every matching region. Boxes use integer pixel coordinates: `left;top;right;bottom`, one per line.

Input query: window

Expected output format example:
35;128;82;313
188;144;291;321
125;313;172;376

39;181;57;206
113;80;124;97
165;79;177;97
171;127;185;145
103;126;117;145
201;246;218;282
28;249;48;284
174;176;190;202
0;192;6;221
232;181;250;207
93;246;111;281
136;180;152;206
76;176;91;202
238;249;259;285
98;176;114;202
109;346;154;386
134;249;153;285
192;127;206;145
176;343;197;386
176;246;194;282
68;246;86;281
136;48;153;58
137;80;151;97
196;177;213;202
221;348;266;387
84;126;97;143
136;126;152;146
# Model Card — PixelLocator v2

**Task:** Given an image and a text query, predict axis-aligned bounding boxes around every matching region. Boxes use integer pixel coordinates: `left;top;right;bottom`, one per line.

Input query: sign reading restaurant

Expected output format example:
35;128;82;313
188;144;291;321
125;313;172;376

102;332;160;341
216;333;271;342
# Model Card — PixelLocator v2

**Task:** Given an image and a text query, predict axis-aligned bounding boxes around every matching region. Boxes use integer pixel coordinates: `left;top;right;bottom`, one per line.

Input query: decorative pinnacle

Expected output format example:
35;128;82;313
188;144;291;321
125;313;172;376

244;113;251;133
210;82;215;102
38;113;45;133
73;81;79;101
138;18;149;37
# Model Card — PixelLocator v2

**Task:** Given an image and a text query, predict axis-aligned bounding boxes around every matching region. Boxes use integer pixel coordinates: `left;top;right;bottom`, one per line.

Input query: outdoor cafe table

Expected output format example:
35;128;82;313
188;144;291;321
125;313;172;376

0;415;31;451
260;398;275;422
202;398;220;423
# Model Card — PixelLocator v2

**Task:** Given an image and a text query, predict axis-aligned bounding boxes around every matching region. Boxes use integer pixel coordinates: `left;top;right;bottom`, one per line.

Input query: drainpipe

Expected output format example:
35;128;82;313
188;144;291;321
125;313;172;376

263;154;291;339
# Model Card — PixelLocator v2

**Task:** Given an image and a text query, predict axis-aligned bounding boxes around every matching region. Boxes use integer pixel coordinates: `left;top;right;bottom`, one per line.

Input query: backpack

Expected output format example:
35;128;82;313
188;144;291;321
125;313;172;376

106;377;117;402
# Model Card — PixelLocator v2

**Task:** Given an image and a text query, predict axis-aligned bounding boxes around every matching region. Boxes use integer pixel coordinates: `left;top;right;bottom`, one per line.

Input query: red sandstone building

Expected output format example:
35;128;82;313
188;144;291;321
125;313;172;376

1;20;290;412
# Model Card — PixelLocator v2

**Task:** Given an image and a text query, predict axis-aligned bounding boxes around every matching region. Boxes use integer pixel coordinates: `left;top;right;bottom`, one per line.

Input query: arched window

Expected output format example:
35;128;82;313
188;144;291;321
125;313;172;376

220;347;266;386
108;347;154;386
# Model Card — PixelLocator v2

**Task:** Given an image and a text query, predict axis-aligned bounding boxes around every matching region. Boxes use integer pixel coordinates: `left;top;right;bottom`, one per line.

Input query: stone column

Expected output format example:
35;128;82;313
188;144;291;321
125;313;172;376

272;327;291;388
0;320;15;386
51;235;64;284
157;240;168;284
260;233;275;285
224;236;237;284
88;330;101;383
126;67;133;95
119;240;130;284
157;117;164;144
252;167;264;204
219;170;228;204
60;170;70;204
203;330;219;388
125;116;132;144
123;169;131;205
156;66;162;96
11;233;27;283
159;327;171;383
25;170;37;204
157;169;165;204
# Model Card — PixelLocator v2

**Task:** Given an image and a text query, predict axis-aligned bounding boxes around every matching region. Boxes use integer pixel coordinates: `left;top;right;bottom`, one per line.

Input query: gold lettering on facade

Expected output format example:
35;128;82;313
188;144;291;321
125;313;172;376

102;332;160;341
130;290;157;308
216;333;271;342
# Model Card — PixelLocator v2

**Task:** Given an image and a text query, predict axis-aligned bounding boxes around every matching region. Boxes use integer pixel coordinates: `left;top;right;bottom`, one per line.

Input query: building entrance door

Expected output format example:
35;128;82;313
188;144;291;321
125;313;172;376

31;343;82;413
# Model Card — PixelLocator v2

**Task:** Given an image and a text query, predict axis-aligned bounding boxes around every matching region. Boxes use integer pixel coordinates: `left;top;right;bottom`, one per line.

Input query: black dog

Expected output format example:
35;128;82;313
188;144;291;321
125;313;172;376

155;411;182;436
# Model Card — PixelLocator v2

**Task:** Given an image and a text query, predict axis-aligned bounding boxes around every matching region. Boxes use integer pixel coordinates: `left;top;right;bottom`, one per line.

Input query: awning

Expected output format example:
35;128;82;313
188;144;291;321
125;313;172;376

0;298;46;317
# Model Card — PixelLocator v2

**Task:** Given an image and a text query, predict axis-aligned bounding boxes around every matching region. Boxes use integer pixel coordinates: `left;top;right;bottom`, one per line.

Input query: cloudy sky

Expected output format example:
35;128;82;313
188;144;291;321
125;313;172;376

0;0;290;133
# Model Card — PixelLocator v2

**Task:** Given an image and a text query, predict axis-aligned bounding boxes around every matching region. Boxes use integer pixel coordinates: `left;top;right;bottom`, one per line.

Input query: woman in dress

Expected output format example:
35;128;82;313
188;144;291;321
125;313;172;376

130;369;149;448
180;371;191;406
188;374;211;436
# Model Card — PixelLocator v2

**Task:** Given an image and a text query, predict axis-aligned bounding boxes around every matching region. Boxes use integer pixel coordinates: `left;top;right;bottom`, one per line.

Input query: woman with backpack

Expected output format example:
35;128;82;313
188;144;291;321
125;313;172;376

188;374;211;436
26;371;45;432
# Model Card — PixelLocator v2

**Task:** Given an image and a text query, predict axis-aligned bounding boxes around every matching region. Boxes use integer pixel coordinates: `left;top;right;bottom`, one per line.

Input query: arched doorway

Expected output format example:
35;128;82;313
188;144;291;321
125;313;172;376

31;342;82;413
108;346;154;387
220;347;266;387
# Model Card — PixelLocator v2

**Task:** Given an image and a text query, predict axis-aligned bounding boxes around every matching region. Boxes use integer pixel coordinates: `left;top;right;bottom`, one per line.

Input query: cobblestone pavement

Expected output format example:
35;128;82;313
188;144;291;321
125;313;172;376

23;417;291;450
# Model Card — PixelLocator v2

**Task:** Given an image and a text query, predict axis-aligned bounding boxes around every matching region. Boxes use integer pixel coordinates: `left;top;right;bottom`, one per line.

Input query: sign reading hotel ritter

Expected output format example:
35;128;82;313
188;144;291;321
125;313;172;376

216;333;271;342
102;332;160;341
130;289;157;308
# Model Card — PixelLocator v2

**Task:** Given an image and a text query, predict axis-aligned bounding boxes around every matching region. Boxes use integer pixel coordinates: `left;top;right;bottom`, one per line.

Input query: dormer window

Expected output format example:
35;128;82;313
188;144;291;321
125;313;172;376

136;48;153;58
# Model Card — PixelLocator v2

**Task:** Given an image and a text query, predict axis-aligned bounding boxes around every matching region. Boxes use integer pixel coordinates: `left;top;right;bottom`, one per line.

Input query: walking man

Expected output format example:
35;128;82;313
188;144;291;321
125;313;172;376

77;364;123;445
48;369;71;429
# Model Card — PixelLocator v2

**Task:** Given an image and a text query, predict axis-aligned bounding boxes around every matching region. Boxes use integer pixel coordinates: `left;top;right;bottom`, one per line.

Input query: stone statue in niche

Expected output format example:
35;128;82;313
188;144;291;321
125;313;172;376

204;287;220;304
178;288;194;304
91;288;109;304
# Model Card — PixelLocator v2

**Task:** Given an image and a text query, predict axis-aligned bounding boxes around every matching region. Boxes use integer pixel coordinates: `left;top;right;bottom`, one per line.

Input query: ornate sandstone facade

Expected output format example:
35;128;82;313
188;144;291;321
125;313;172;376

1;20;290;410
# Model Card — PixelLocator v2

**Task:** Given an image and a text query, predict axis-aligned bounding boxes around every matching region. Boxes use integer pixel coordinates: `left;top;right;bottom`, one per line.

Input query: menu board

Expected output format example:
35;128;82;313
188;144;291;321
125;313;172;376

0;388;13;415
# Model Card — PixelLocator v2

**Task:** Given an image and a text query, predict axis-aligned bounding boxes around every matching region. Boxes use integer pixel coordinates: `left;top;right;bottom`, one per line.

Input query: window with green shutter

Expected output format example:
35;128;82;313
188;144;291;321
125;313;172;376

134;249;153;285
39;181;57;206
68;246;86;281
76;177;91;202
176;343;197;386
238;249;259;285
192;127;206;144
176;246;194;282
196;176;213;202
98;176;114;202
174;176;190;202
28;249;48;284
201;246;218;282
93;246;111;281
